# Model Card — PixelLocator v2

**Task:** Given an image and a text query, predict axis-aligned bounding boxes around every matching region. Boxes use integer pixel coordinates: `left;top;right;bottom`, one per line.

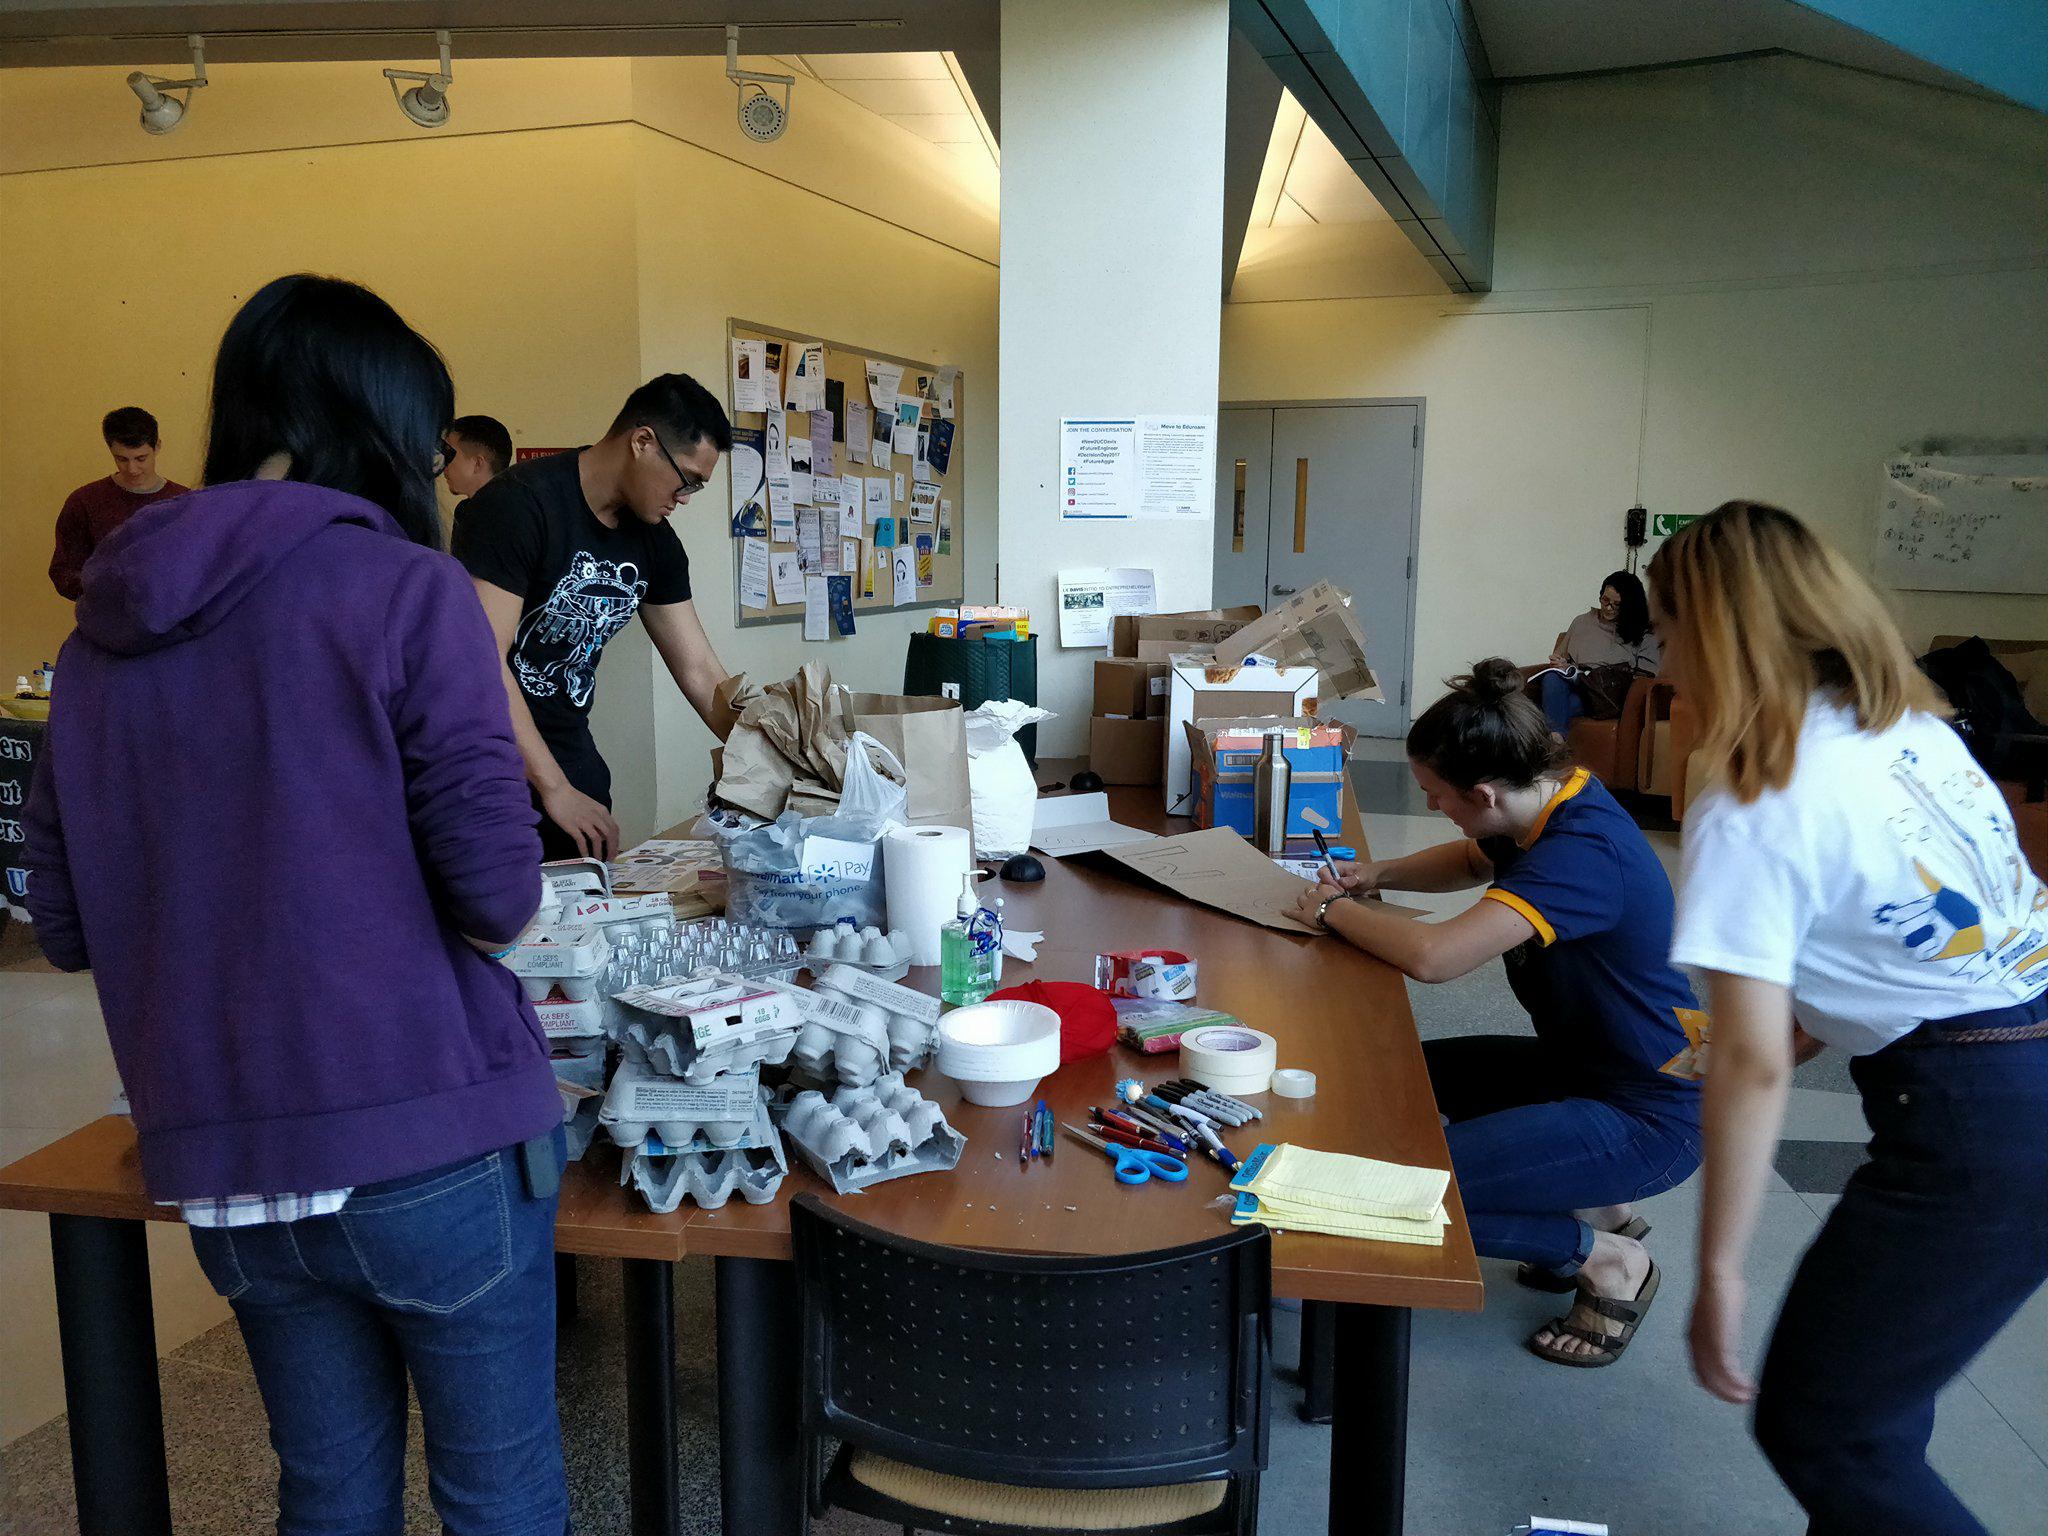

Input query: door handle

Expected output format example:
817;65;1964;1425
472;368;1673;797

1271;585;1299;596
1232;460;1247;553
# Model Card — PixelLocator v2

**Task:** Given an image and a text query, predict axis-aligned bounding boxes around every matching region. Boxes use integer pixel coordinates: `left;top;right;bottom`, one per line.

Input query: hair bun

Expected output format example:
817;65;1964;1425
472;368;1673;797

1464;657;1524;703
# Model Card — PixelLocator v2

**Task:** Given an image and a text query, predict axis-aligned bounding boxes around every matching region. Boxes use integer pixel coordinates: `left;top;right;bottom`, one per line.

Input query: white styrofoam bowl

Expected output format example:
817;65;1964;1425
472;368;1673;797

936;1000;1061;1107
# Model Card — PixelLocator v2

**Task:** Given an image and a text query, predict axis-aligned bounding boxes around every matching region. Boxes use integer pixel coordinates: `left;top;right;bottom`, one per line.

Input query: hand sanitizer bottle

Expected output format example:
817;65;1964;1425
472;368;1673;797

940;873;1000;1005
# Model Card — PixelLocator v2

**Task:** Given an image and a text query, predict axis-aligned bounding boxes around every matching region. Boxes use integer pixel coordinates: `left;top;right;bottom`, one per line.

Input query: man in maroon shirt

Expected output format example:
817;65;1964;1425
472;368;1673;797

49;407;190;600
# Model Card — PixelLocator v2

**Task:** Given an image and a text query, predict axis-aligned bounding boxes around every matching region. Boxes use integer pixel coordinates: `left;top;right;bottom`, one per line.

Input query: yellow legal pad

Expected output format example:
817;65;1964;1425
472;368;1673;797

1228;1142;1451;1246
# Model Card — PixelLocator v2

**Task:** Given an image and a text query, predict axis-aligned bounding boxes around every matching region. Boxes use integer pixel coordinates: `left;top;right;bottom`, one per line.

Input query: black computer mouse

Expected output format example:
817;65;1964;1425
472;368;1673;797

1000;853;1046;884
1069;771;1104;793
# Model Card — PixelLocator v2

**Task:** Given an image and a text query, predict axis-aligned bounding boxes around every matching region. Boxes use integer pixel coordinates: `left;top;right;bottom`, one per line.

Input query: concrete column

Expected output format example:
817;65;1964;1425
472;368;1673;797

998;0;1231;757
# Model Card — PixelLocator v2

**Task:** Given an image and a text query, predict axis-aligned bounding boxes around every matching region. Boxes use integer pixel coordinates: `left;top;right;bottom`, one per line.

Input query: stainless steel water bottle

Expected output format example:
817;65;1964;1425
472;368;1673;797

1253;730;1292;855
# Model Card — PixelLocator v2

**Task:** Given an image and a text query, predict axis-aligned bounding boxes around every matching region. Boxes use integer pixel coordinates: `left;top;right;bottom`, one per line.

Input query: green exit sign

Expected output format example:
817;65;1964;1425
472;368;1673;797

1650;512;1702;538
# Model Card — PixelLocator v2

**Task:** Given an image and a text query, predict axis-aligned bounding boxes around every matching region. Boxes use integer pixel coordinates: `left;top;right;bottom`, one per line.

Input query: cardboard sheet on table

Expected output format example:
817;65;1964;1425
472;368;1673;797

1029;792;1155;857
1097;826;1424;933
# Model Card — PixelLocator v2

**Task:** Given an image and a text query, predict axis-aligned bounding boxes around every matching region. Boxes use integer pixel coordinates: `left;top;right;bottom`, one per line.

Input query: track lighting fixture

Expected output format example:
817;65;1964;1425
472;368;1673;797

383;30;453;129
126;35;206;135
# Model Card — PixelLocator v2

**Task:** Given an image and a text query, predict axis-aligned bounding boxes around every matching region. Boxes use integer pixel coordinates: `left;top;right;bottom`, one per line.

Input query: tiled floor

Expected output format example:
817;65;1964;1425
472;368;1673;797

5;762;2047;1533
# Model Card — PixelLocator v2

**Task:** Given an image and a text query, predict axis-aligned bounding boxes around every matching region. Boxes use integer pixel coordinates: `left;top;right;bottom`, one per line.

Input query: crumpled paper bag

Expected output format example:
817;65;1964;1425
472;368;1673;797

711;664;907;822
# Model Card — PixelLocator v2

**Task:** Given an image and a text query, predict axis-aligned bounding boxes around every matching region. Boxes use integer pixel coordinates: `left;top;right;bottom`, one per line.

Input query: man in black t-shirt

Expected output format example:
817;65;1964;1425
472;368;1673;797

454;374;737;860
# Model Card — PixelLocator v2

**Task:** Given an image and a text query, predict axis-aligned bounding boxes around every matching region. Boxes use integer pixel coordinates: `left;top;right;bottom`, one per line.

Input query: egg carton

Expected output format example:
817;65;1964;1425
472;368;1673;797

534;995;607;1041
553;1049;609;1163
600;1060;773;1153
543;856;612;900
506;924;613;1000
673;917;807;982
560;890;679;944
785;985;932;1089
810;964;944;1072
609;974;803;1084
621;1133;788;1214
773;1072;965;1195
801;924;912;982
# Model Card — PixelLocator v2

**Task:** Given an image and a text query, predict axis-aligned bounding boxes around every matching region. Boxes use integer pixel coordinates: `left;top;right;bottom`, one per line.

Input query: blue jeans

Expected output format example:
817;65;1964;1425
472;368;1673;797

1423;1036;1701;1272
1753;1005;2048;1535
187;1134;569;1536
1538;671;1584;736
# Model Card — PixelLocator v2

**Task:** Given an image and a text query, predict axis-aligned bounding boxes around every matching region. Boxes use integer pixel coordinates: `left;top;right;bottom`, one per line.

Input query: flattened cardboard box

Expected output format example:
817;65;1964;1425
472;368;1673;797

1111;606;1261;662
1213;581;1382;702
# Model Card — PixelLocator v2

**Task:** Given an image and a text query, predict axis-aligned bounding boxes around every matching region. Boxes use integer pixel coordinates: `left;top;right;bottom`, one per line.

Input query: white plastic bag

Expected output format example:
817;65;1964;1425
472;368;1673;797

963;702;1055;857
838;730;910;832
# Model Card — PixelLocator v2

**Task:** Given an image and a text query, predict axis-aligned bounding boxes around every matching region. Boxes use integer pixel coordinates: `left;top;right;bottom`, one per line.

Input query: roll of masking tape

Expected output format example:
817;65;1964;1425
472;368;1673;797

1180;1025;1279;1096
1269;1068;1318;1099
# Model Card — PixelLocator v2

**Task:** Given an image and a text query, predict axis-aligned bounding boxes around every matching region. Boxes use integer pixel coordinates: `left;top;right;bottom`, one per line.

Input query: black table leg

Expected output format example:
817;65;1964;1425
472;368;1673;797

622;1258;681;1536
1329;1303;1410;1536
555;1253;580;1326
715;1256;801;1536
50;1214;172;1536
1298;1300;1337;1424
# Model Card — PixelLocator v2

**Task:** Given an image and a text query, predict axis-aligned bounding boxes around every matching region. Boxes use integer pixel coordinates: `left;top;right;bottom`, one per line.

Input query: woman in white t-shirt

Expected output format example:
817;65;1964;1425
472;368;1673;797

1651;502;2048;1536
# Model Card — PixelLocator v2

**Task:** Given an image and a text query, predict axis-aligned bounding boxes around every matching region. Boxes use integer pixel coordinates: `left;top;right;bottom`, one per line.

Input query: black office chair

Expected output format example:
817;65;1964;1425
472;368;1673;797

790;1194;1271;1535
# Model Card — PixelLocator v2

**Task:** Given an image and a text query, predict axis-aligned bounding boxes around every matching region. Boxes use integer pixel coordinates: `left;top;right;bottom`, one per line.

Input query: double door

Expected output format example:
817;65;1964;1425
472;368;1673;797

1214;403;1421;738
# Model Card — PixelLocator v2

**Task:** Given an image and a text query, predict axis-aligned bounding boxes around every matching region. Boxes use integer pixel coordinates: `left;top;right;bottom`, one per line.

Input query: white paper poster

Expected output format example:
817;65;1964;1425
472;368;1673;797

1056;567;1159;648
839;495;862;541
841;536;859;574
869;429;892;471
893;472;906;503
730;338;772;414
864;477;892;525
937;365;957;420
910;484;940;523
786;416;815;506
865;359;902;413
912;426;933;484
728;428;766;535
770;551;804;604
786;342;826;413
1058;415;1216;521
891;546;917;608
803;575;829;641
739;537;770;611
846;402;871;465
808;408;835;477
796;508;822;572
821;529;841;576
892;399;921;455
765;414;795;537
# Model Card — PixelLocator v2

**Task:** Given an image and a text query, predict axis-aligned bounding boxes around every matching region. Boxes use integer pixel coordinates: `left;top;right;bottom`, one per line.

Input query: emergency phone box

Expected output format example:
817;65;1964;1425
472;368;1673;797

1164;662;1318;816
1185;717;1354;839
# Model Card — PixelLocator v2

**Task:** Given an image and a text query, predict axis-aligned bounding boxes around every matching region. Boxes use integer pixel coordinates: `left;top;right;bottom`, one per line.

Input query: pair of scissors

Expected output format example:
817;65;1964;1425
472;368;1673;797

1062;1124;1189;1185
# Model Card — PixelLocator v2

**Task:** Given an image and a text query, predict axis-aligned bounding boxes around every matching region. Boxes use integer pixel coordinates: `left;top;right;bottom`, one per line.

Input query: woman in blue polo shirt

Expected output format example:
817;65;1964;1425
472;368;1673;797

1287;658;1702;1366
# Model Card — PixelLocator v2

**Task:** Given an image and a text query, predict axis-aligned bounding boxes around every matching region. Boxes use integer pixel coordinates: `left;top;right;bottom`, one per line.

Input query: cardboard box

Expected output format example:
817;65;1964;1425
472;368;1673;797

1164;661;1318;816
1186;717;1355;840
1111;606;1262;663
1092;658;1168;719
1213;581;1383;702
1089;715;1167;786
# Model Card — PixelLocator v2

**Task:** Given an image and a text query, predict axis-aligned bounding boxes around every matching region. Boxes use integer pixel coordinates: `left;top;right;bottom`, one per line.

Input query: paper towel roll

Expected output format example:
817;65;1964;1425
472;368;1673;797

883;824;974;965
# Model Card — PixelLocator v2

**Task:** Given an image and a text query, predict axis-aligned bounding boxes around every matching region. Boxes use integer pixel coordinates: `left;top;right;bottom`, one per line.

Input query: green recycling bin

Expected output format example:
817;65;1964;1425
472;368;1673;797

902;632;1039;766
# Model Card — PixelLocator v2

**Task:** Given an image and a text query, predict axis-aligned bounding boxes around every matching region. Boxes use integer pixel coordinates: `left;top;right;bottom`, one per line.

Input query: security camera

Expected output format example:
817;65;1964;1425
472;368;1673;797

384;31;453;129
726;25;792;143
127;35;206;135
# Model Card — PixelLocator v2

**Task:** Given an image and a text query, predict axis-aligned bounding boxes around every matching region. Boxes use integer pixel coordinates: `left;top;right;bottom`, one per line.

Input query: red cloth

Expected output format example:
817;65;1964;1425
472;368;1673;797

51;477;189;599
988;980;1117;1063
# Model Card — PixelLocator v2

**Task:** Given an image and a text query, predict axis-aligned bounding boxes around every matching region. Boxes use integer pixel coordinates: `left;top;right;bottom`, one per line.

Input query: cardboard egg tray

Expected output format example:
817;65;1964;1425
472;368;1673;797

810;963;944;1074
773;1072;965;1195
599;1060;772;1153
621;1135;788;1214
608;974;802;1084
506;924;612;999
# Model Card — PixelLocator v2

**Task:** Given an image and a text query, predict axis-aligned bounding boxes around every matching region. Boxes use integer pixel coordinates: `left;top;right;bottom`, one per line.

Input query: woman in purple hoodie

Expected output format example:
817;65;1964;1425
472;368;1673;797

25;275;569;1534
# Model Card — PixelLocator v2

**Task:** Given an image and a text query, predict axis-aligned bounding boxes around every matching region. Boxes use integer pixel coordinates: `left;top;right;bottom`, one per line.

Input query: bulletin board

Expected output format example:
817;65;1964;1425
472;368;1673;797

725;318;966;628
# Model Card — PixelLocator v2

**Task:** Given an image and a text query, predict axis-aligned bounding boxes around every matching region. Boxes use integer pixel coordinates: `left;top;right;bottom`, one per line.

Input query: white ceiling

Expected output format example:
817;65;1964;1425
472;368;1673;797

1470;0;1995;99
788;50;996;173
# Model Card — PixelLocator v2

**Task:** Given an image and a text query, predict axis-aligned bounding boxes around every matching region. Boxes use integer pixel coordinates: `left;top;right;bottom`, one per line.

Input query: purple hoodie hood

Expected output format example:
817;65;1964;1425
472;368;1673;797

76;479;400;655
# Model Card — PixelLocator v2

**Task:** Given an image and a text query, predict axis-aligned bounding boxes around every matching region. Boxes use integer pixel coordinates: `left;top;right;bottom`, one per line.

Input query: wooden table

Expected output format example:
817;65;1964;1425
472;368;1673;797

0;782;1479;1536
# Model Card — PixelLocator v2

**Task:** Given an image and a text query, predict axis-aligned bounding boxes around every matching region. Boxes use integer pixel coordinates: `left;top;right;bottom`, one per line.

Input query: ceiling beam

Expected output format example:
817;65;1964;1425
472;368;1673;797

1787;0;2047;112
1221;28;1282;297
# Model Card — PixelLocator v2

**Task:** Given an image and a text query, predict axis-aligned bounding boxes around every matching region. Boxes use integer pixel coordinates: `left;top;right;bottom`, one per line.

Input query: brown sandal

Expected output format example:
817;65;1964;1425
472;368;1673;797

1516;1216;1651;1293
1526;1260;1660;1368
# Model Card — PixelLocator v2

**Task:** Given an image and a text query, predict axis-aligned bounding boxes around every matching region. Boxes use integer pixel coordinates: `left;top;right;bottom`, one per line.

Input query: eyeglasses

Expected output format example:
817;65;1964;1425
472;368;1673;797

433;438;457;476
648;432;707;498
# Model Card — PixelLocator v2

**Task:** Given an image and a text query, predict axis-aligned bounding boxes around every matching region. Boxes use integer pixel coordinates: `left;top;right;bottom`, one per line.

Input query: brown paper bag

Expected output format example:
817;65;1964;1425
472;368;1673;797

840;692;974;835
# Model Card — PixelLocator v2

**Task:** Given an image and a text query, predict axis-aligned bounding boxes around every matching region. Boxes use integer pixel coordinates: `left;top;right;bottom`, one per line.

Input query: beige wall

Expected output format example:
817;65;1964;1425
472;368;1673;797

1221;55;2048;702
0;55;999;843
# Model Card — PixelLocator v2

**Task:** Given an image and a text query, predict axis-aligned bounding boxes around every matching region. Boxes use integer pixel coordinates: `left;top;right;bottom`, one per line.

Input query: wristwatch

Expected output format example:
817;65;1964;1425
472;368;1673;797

1314;891;1344;931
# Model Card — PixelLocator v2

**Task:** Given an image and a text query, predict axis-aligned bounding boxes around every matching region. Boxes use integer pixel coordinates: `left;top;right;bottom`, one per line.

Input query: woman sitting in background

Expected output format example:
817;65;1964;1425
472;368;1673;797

1540;569;1660;734
1285;659;1702;1366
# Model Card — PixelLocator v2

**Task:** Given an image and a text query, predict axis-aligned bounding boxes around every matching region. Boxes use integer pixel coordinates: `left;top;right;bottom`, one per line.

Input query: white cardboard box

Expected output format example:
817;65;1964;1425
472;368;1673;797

1164;661;1318;817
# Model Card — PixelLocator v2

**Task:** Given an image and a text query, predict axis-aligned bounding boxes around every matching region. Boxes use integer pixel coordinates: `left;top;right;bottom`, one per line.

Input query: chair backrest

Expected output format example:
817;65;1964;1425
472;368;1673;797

791;1194;1270;1490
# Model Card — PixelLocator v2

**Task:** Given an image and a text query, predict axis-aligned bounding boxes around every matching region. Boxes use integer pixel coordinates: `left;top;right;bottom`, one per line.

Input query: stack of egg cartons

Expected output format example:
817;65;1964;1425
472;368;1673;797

504;918;614;1161
602;973;802;1212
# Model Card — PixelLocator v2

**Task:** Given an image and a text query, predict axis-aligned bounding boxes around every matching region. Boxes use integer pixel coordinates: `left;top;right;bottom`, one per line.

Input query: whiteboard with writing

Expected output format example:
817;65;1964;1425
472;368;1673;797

1875;453;2048;594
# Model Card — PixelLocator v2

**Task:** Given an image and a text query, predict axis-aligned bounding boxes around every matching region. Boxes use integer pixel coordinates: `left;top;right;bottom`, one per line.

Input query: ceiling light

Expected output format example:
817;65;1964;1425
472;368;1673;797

384;30;453;129
126;34;206;136
726;25;793;143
